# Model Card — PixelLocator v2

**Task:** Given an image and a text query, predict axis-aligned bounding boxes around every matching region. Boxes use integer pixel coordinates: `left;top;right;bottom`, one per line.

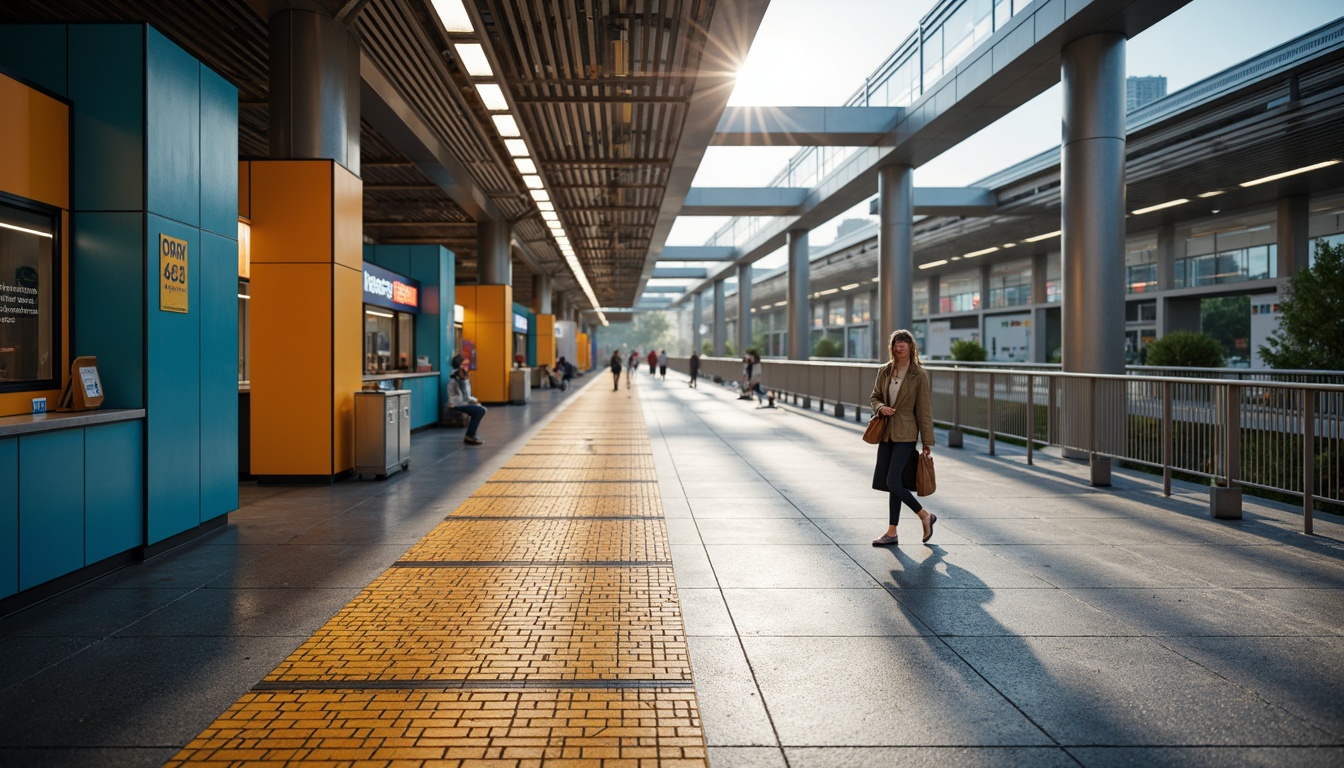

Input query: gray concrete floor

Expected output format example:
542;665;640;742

2;368;1342;768
640;372;1344;768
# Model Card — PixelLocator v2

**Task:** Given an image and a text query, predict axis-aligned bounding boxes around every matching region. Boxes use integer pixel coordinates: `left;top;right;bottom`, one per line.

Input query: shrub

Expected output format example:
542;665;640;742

813;336;843;357
951;338;988;361
1146;331;1225;367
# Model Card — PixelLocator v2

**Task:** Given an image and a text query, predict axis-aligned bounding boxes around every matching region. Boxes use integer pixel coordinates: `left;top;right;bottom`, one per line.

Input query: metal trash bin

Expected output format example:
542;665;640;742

509;368;531;404
354;389;411;479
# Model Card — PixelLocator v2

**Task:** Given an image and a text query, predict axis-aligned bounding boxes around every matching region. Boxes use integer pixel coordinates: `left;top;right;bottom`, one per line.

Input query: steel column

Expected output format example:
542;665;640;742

878;164;914;343
692;292;704;354
713;279;726;356
787;229;810;360
477;220;512;285
737;263;752;355
268;8;360;171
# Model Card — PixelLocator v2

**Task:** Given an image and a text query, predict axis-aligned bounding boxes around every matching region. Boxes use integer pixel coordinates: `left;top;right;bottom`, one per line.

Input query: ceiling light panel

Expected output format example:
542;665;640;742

430;0;474;32
456;43;493;77
491;114;520;137
475;83;508;111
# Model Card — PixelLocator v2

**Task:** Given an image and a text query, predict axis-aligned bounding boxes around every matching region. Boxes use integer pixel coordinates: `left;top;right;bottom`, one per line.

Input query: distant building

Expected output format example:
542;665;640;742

1127;75;1167;111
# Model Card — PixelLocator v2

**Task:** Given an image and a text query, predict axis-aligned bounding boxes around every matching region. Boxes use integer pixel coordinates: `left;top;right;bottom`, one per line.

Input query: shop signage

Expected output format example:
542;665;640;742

513;313;528;334
362;262;420;314
160;234;189;313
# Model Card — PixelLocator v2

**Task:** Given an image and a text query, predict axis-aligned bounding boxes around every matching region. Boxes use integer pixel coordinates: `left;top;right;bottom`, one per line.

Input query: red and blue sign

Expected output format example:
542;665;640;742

362;263;420;314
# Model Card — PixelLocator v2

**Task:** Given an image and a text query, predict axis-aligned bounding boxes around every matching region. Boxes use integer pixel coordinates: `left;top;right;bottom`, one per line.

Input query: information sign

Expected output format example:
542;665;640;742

160;234;189;313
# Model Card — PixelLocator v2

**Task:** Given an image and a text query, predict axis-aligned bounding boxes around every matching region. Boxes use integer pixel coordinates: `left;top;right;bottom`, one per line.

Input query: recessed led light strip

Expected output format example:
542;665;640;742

431;0;607;326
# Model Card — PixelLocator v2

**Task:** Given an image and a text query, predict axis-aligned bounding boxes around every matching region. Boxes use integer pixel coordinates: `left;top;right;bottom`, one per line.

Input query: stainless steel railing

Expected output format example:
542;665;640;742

671;357;1344;533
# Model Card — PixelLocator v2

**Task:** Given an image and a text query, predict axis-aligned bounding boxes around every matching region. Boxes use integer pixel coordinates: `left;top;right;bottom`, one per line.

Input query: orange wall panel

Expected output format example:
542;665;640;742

536;314;555;367
0;74;69;209
250;161;332;265
331;165;362;272
332;263;362;473
577;333;590;370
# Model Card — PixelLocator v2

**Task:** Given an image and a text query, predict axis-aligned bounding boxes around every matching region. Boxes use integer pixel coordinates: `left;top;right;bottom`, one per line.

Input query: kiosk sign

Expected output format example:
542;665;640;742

159;234;189;313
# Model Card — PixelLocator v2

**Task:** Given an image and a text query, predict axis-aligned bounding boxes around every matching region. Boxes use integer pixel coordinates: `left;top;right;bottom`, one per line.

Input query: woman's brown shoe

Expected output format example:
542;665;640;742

921;513;937;543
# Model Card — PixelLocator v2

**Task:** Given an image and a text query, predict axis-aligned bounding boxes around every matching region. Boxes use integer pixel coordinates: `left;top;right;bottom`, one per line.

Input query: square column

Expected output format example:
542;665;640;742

737;263;753;355
787;229;810;360
878;164;914;341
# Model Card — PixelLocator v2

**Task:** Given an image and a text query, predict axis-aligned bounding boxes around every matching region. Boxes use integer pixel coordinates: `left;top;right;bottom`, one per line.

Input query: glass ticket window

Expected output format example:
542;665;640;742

0;199;59;390
238;279;250;383
364;307;414;373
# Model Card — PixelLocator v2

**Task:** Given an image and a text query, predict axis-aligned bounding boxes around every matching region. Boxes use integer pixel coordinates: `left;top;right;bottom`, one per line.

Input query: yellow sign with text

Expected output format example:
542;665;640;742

160;234;189;313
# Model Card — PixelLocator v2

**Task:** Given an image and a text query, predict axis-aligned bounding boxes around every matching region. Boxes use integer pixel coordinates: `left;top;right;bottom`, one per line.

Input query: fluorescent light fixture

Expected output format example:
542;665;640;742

475;82;508;111
1131;198;1189;215
540;210;558;221
840;283;860;291
546;220;564;231
963;246;999;258
818;288;839;296
456;43;493;77
1024;230;1061;243
513;157;537;174
1197;190;1225;198
522;175;544;189
431;0;474;32
871;276;880;282
0;221;53;238
237;294;250;300
530;189;550;202
1002;242;1016;248
555;237;569;247
504;139;528;157
365;309;394;318
491;114;520;137
537;201;554;212
1240;160;1342;187
919;259;949;269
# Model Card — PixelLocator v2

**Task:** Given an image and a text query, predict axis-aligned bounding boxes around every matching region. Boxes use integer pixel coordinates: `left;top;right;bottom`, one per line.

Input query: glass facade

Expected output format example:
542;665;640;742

939;270;981;313
364;307;415;373
1125;235;1158;294
988;258;1032;308
0;200;58;389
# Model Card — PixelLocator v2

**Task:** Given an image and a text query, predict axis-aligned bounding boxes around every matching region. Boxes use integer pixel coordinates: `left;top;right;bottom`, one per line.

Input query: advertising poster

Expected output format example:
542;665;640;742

984;313;1032;362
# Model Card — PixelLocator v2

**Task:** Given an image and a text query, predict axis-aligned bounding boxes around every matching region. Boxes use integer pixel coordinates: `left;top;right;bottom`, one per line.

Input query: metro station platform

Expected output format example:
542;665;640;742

2;370;1343;767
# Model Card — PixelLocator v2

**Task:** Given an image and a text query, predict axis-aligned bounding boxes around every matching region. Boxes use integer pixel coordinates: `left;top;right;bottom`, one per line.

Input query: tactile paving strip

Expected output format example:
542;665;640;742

166;689;707;767
169;381;706;767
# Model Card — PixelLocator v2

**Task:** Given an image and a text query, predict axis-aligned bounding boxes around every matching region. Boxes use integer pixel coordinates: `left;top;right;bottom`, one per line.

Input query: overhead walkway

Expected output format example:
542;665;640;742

0;370;1342;767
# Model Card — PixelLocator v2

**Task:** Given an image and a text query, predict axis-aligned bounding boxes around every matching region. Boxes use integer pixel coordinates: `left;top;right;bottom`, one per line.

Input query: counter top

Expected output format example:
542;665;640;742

362;371;439;381
0;408;147;438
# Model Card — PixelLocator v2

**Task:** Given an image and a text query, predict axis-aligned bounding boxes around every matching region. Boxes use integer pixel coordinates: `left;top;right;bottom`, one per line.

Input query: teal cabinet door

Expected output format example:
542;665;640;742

19;430;85;590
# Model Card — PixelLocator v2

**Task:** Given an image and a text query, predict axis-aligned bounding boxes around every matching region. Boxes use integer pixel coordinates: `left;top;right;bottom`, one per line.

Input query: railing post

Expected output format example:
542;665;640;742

1026;374;1034;466
1162;380;1173;496
1089;377;1111;486
1047;374;1057;445
948;370;964;448
1303;389;1316;535
987;372;996;456
1210;383;1243;519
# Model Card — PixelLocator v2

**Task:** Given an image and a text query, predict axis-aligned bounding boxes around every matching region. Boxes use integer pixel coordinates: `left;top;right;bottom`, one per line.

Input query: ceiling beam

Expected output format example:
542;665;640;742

652;267;707;278
681;187;809;215
711;106;904;146
657;246;737;261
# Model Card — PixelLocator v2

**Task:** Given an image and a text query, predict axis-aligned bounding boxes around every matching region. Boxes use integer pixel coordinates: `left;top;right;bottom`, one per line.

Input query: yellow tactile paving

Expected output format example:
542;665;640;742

400;519;669;562
451;496;667;518
167;689;707;767
169;380;707;767
265;567;690;682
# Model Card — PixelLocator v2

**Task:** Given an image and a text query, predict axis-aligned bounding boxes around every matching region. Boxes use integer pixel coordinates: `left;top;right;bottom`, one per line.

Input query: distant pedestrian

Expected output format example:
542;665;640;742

647;349;657;376
610;351;622;390
688;351;699;388
627;350;639;387
869;329;937;547
658;349;668;380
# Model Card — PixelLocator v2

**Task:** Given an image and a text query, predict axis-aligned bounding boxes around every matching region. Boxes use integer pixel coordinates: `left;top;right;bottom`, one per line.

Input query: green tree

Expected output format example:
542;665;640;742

1201;295;1250;359
1260;239;1344;370
1146;330;1225;367
813;336;843;357
951;338;987;361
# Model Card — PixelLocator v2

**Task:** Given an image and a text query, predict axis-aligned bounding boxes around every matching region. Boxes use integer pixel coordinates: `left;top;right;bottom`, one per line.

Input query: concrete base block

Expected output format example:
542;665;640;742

1210;485;1243;519
1090;454;1112;486
834;403;845;419
947;428;963;448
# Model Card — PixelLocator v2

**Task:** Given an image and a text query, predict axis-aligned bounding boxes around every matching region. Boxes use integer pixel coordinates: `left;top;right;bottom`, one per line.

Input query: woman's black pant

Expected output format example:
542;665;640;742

872;440;923;525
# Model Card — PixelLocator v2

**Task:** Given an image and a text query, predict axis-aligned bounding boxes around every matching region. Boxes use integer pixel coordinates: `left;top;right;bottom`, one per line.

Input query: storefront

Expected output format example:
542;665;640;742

362;262;421;373
512;310;529;367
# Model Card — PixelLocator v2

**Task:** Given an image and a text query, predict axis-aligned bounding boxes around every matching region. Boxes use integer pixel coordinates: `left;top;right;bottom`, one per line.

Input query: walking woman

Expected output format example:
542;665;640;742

610;350;623;390
870;329;937;546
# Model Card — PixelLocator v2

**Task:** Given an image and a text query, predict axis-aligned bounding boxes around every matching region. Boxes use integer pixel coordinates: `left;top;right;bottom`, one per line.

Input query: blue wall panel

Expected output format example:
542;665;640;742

18;430;84;590
69;25;144;213
363;245;410;277
145;28;200;228
73;212;144;409
146;214;201;543
0;439;16;599
0;25;68;96
199;231;238;521
406;376;438;430
199;65;238;239
85;421;144;564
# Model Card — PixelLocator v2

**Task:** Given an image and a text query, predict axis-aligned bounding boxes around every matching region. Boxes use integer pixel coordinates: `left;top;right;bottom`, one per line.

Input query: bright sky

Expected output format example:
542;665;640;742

664;0;1344;271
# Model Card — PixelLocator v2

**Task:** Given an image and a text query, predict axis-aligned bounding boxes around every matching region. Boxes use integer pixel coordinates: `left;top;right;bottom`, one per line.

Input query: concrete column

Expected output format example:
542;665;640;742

713;279;726;356
787;229;810;360
1278;195;1310;278
737;263;753;355
532;272;552;314
1156;222;1177;291
927;276;941;316
1061;32;1127;481
1032;252;1048;304
268;8;360;172
692;292;704;354
477;220;512;285
878;164;914;341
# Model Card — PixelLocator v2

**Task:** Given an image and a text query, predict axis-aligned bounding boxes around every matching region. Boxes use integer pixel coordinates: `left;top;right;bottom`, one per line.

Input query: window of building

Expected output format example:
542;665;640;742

826;299;845;328
1176;213;1277;287
850;293;871;324
988;258;1032;308
238;279;250;383
938;269;981;313
1308;193;1344;267
812;303;824;329
1125;235;1158;293
364;307;415;373
913;282;929;317
0;199;59;390
1045;253;1061;303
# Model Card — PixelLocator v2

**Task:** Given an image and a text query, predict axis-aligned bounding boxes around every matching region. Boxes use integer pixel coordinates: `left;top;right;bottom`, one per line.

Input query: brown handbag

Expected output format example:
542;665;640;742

916;452;936;496
862;414;887;444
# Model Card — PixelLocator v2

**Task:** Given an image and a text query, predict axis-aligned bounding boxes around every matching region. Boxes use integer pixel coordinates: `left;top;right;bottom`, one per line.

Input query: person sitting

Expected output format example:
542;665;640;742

447;355;487;445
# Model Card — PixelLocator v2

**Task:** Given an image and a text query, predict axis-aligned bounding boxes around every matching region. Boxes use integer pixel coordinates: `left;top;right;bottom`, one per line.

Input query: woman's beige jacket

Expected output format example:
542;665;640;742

869;362;935;446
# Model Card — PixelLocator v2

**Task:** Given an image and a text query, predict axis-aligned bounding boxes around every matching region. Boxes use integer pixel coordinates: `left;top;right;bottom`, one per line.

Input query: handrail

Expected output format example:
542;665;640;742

670;356;1342;531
